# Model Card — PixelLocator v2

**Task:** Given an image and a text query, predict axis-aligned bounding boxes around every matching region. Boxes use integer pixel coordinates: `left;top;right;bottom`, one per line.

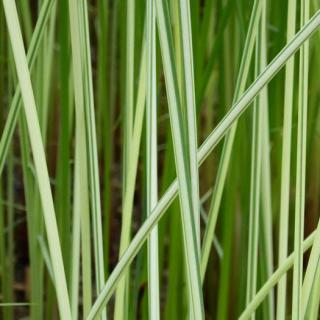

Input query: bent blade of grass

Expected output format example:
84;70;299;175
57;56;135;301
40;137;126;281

292;1;310;319
276;1;297;318
146;0;160;318
2;0;72;318
86;11;320;319
155;0;204;318
0;0;55;176
201;0;261;278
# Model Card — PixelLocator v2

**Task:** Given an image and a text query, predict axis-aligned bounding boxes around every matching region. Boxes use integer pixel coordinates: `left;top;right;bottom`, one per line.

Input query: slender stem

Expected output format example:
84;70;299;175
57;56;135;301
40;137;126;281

146;1;159;318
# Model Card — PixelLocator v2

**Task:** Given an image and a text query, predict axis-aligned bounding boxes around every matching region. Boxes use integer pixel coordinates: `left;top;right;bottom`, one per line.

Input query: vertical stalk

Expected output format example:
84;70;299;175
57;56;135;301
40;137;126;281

115;0;136;318
245;23;263;318
259;2;274;318
276;0;296;317
97;0;110;276
146;0;160;318
178;0;200;249
292;1;310;319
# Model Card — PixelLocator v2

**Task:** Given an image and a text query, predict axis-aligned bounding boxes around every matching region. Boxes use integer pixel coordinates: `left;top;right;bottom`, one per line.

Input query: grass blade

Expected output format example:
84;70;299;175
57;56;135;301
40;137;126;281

146;0;160;318
245;23;263;314
276;1;297;317
80;0;106;304
259;3;274;316
292;1;310;319
114;0;137;316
